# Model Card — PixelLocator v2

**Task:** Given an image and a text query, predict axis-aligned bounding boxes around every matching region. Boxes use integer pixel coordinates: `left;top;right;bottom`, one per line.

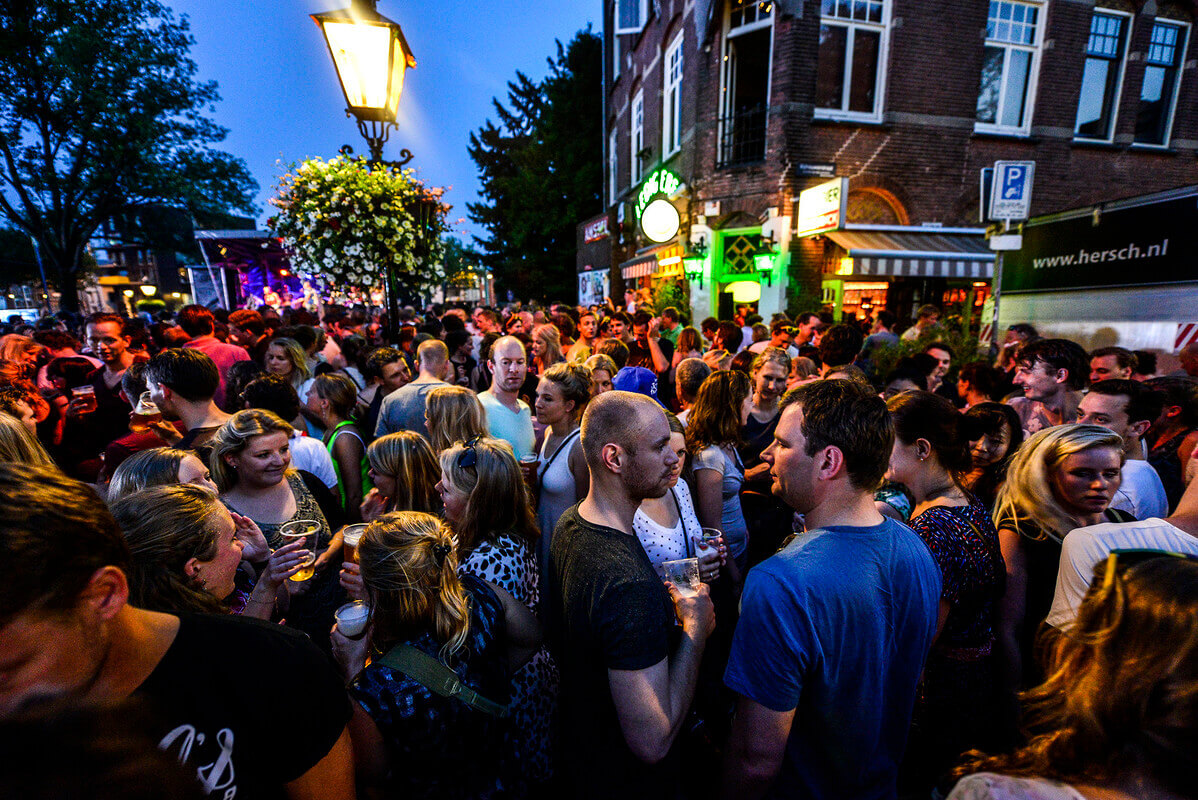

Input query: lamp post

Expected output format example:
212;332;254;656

312;0;416;341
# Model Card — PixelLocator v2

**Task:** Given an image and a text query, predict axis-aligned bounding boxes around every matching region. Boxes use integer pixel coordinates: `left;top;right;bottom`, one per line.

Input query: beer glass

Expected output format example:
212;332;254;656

334;601;370;639
661;558;701;597
279;519;320;582
341;523;367;564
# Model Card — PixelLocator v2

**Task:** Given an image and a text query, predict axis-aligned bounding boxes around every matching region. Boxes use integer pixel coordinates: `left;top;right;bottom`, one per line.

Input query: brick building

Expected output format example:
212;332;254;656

594;0;1198;325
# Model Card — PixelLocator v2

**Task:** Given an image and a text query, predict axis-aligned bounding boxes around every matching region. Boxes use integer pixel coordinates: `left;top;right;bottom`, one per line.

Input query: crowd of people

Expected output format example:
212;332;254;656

0;297;1196;800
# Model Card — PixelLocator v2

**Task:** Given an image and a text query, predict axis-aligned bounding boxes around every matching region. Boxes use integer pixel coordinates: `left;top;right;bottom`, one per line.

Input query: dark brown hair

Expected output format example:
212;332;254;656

779;379;894;490
887;390;972;475
687;370;751;453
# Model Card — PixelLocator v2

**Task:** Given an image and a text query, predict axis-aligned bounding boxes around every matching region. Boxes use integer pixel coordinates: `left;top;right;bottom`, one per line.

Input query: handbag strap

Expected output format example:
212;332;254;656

377;644;509;718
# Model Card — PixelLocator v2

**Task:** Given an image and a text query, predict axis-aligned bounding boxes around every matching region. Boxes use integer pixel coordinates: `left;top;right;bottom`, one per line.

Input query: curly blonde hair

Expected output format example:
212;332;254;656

993;424;1124;542
208;409;294;492
956;556;1198;795
358;511;472;662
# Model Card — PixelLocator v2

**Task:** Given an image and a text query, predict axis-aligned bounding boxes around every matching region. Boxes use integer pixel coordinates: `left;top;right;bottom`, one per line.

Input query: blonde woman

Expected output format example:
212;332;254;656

425;385;488;454
533;362;591;554
0;333;43;381
109;484;307;621
330;511;542;799
359;431;441;521
0;411;57;469
307;373;371;518
212;409;343;642
264;337;311;390
583;353;618;397
438;436;557;790
951;556;1198;800
530;324;565;375
992;424;1130;724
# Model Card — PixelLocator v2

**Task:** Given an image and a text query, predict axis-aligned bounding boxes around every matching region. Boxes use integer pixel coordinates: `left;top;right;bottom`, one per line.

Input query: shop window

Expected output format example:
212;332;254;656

976;0;1044;135
1075;11;1130;141
663;33;684;156
816;0;888;120
1134;20;1187;146
718;1;772;168
631;89;644;185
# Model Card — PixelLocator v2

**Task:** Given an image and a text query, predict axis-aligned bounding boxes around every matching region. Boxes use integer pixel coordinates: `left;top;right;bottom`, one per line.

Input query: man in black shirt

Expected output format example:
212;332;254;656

626;310;672;375
63;313;135;479
0;464;355;800
145;348;232;462
547;391;715;799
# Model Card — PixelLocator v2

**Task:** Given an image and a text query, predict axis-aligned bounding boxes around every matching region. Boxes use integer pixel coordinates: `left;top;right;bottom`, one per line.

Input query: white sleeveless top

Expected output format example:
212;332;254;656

535;428;582;578
633;479;703;577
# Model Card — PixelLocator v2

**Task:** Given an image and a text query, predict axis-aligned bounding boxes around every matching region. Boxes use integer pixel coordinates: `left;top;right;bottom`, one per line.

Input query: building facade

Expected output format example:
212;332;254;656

598;0;1198;326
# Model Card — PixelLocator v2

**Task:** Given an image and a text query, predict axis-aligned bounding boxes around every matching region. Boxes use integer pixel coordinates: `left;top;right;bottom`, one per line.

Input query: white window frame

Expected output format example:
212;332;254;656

814;0;891;122
608;129;619;205
662;33;684;157
630;89;644;185
612;32;622;82
615;0;650;35
1073;8;1132;143
974;0;1047;137
717;2;776;165
1132;18;1189;149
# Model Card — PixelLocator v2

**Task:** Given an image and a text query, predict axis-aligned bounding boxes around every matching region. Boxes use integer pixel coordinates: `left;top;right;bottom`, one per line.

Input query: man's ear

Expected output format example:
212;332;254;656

815;445;846;482
77;566;129;623
601;442;623;473
1129;419;1152;440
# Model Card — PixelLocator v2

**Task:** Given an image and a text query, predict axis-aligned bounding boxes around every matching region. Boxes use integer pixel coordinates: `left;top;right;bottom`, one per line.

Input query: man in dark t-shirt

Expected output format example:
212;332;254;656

0;464;355;800
547;391;715;799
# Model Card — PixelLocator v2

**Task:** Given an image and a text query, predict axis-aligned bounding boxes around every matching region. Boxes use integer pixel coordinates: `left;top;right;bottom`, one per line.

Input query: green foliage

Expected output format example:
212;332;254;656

269;156;449;302
0;0;257;310
868;319;989;383
468;29;603;302
652;280;691;323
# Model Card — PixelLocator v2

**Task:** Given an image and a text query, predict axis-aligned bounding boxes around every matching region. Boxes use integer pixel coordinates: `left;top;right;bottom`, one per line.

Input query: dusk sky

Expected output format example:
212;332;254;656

167;0;597;244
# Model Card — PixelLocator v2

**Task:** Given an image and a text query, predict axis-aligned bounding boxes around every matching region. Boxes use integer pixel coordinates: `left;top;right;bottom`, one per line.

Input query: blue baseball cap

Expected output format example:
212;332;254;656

613;366;664;406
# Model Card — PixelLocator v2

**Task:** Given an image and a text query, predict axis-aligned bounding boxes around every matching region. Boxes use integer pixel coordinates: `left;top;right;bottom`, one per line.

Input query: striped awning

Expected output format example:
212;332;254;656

620;254;658;280
828;230;995;279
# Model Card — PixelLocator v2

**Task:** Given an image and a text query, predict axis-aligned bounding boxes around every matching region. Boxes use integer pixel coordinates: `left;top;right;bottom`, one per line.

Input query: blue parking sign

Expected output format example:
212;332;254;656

990;160;1035;220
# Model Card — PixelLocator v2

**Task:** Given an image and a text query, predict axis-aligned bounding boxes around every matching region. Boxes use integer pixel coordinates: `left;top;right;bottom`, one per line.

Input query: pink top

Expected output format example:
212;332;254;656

183;336;251;407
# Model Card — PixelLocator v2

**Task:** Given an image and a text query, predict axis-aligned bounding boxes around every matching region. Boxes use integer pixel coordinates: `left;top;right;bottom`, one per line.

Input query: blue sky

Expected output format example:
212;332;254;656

167;0;597;243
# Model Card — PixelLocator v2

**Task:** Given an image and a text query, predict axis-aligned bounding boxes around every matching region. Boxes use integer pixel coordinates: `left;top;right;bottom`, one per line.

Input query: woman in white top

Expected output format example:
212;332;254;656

634;412;726;581
532;362;591;575
948;555;1198;800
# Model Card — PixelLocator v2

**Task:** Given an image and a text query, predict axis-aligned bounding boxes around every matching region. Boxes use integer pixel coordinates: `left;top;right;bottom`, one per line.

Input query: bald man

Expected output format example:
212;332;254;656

547;390;715;800
374;338;449;438
479;335;535;459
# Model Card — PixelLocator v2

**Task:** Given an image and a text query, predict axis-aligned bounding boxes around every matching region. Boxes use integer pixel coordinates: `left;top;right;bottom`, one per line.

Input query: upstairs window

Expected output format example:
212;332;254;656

1075;11;1130;140
718;1;773;167
663;33;684;155
976;0;1043;134
631;89;645;184
616;0;650;35
1134;20;1187;146
816;0;888;119
609;129;619;204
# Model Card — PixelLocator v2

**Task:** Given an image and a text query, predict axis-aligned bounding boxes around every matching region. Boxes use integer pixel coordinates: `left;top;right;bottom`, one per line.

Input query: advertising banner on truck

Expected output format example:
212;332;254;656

1003;195;1198;293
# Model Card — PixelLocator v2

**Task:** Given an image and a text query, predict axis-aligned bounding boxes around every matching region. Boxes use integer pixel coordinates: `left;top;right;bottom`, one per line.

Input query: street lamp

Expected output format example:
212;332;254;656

311;0;416;165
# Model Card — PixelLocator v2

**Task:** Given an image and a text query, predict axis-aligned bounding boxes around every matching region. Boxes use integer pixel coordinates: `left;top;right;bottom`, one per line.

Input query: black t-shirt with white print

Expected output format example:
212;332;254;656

136;613;351;800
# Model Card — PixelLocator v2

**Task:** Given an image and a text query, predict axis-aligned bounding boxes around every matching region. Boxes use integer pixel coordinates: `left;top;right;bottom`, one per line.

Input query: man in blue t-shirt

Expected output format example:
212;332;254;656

723;379;941;800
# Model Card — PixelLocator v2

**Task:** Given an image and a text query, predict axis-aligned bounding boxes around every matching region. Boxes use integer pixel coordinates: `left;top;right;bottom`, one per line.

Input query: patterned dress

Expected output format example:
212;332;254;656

461;531;559;789
350;574;510;800
902;497;1006;791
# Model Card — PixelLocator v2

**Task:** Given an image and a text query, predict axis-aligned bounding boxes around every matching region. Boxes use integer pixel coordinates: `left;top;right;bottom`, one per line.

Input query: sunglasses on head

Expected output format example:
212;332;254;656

456;435;483;471
1101;547;1198;589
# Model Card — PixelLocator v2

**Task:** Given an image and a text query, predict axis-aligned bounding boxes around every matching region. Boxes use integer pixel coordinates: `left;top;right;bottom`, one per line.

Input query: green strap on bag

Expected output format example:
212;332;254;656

377;644;510;718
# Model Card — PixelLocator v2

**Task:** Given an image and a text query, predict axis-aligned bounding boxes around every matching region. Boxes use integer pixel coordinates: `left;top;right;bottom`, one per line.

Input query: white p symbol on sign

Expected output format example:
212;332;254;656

1002;167;1025;199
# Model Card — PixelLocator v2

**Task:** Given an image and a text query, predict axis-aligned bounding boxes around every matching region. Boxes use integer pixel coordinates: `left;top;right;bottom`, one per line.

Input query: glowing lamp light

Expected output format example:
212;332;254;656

640;198;681;243
139;285;157;296
725;280;761;303
312;1;415;124
122;289;135;298
837;257;854;275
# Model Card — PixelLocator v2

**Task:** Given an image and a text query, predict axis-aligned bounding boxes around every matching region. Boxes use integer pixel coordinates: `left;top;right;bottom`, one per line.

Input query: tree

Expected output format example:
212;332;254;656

0;0;257;310
468;28;602;302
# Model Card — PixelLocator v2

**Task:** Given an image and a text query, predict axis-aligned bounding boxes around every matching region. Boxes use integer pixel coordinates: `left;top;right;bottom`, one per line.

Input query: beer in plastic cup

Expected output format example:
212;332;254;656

279;519;320;582
662;558;701;597
341;523;367;564
335;601;370;639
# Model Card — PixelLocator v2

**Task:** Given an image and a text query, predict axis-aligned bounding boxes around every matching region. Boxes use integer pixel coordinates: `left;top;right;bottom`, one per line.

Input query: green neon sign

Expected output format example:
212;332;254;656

635;168;684;220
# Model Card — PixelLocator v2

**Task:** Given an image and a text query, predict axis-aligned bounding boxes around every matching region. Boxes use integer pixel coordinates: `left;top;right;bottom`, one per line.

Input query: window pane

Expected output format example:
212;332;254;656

848;29;880;112
976;46;1004;123
817;24;848;109
1136;64;1173;144
1075;59;1112;137
1000;49;1031;127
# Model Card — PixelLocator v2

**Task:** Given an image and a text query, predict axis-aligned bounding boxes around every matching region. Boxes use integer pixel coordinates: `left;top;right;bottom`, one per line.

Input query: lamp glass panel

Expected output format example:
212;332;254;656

641;198;681;243
323;21;393;110
727;281;761;303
